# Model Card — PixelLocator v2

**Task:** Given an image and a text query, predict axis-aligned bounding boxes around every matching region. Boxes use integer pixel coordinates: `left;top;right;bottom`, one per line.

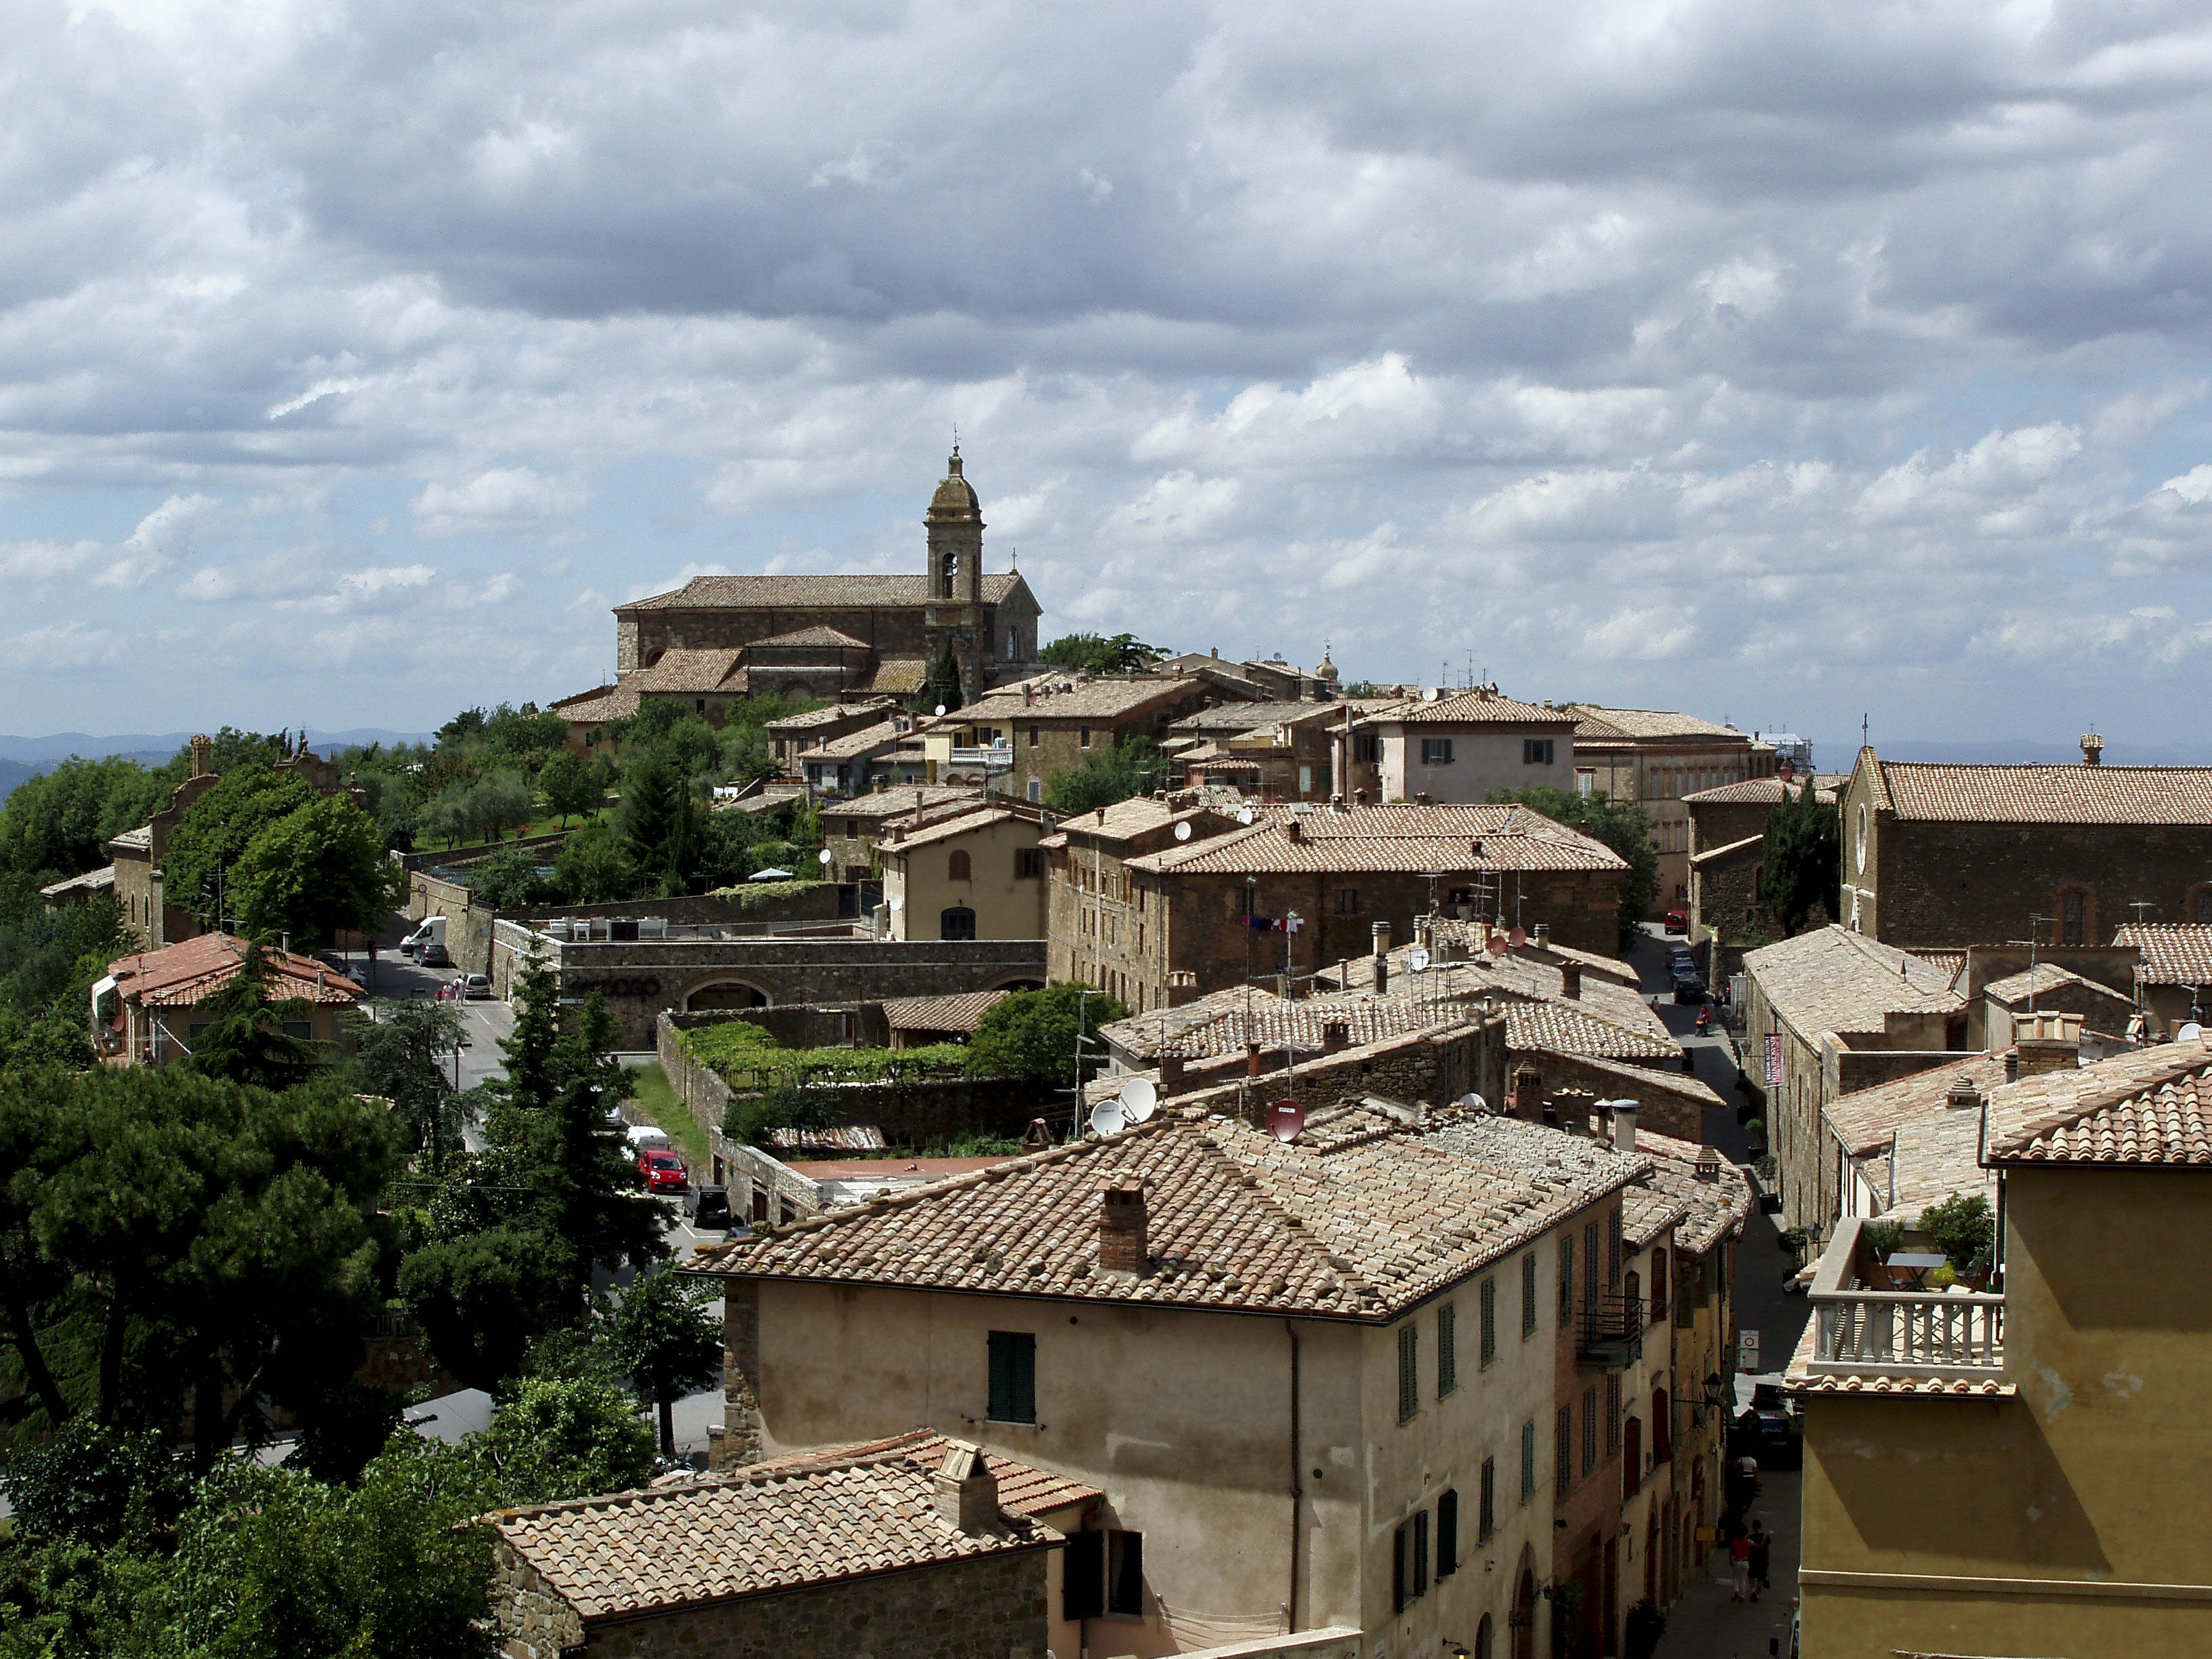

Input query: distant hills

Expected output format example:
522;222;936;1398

0;729;436;804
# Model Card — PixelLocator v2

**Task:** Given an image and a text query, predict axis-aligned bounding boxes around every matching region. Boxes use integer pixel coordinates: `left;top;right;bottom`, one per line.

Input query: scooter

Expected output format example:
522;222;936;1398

1696;1006;1713;1036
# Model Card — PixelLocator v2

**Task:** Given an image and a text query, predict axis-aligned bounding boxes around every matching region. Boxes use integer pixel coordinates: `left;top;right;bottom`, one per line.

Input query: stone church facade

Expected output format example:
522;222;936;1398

586;451;1042;724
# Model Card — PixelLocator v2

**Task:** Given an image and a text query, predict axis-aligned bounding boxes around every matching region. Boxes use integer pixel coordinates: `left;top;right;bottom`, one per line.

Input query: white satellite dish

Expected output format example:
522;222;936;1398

817;848;834;865
1408;947;1431;974
934;703;947;717
1119;1077;1158;1123
886;895;904;911
1237;807;1255;825
1458;1092;1487;1112
1174;821;1192;842
2180;1021;2205;1042
1089;1100;1127;1137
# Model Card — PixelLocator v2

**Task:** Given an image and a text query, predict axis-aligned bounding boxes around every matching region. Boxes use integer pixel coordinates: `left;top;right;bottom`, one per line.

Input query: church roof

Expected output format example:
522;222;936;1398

616;573;1025;613
928;455;982;519
745;626;873;651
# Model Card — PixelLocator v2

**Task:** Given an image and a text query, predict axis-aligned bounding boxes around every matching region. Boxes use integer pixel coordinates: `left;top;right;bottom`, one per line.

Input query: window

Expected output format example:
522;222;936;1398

1393;1513;1431;1610
987;1331;1035;1423
1438;1303;1458;1397
1475;1614;1494;1659
1652;1388;1671;1461
1420;737;1454;765
1558;1234;1575;1321
1607;1208;1622;1290
1437;1489;1459;1577
1521;1418;1537;1502
1522;1252;1539;1337
1479;1277;1497;1368
2062;888;2086;947
1605;1371;1622;1454
1008;625;1018;659
281;1019;313;1041
1029;724;1040;748
1581;1386;1598;1474
1063;1530;1144;1620
1414;1509;1430;1597
2198;888;2212;925
948;849;972;882
1080;724;1093;749
940;906;977;941
695;699;705;714
1523;737;1555;765
1649;1250;1668;1323
1555;1405;1572;1496
1015;848;1044;879
1028;779;1042;803
1479;1457;1496;1540
1397;1325;1419;1420
1624;1269;1641;1328
1353;733;1380;764
1335;887;1359;915
1623;1415;1642;1498
1584;1222;1599;1317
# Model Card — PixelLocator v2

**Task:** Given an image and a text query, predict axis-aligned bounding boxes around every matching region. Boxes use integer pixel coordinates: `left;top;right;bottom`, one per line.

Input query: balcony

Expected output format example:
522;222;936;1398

1805;1216;2005;1383
1577;1294;1645;1369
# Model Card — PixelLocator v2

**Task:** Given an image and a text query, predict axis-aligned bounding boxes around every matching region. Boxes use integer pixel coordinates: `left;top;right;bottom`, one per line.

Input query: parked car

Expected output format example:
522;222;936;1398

1673;975;1706;1005
419;943;450;968
462;974;492;1000
1663;909;1689;935
638;1149;688;1195
684;1185;733;1231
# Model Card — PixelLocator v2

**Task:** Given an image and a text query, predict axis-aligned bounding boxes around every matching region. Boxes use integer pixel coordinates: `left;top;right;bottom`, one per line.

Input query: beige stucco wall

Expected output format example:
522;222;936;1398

1799;1165;2212;1658
884;816;1046;942
1376;723;1575;805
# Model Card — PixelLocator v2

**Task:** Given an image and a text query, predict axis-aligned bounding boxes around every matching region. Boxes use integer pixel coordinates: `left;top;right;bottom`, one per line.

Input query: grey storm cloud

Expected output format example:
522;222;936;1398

3;0;2212;741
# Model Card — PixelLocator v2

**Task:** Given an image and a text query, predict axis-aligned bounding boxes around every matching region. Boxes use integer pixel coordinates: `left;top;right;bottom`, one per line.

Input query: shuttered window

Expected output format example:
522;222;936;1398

1555;1406;1572;1496
1437;1303;1458;1397
1413;1509;1431;1597
987;1331;1035;1424
1521;1418;1537;1502
1480;1278;1498;1369
1582;1386;1599;1474
1558;1234;1574;1321
1522;1252;1539;1338
1397;1325;1419;1422
1479;1458;1496;1540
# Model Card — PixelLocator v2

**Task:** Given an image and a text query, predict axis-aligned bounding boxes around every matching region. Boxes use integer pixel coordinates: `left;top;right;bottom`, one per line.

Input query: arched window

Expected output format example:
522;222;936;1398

1649;1250;1668;1323
948;849;972;882
1475;1614;1494;1659
940;907;977;941
1623;1269;1641;1327
1007;624;1018;659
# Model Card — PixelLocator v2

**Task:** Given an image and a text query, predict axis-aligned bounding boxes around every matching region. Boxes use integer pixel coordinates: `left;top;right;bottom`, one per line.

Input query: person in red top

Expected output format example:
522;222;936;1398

1729;1530;1753;1602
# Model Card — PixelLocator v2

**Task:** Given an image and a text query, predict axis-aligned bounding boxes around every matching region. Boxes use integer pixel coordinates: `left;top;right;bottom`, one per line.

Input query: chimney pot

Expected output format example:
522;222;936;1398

1246;1041;1263;1078
2081;732;2104;766
1322;1021;1349;1054
933;1440;1000;1534
1099;1177;1147;1275
1612;1101;1637;1154
1561;962;1582;1000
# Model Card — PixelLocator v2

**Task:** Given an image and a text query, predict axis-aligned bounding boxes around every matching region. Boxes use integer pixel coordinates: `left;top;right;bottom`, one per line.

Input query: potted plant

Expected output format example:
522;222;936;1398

1919;1194;1996;1291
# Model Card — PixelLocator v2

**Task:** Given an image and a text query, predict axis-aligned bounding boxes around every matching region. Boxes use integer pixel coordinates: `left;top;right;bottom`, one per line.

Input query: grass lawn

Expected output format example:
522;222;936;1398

417;811;611;858
628;1061;712;1170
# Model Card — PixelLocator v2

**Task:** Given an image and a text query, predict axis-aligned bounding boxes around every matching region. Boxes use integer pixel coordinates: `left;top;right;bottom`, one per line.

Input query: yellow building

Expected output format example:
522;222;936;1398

97;932;362;1064
1788;1038;2212;1658
878;804;1050;942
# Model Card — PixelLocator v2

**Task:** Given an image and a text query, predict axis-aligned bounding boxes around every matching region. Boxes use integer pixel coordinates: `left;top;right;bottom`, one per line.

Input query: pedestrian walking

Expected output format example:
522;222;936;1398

1748;1521;1771;1603
1729;1530;1752;1602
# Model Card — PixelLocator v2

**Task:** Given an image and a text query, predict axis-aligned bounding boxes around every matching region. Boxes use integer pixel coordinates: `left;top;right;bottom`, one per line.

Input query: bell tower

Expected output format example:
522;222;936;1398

923;447;987;703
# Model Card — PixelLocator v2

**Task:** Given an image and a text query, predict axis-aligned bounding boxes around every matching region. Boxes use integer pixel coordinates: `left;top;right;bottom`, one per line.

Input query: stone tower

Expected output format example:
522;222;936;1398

923;447;988;705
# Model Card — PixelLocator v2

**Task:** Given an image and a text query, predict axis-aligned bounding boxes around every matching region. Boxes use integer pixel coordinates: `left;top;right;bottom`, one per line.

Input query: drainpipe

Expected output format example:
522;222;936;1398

1285;1318;1302;1633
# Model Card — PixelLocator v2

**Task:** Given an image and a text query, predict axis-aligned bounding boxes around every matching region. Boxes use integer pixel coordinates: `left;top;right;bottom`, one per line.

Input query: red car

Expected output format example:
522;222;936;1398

1664;909;1689;935
638;1149;688;1195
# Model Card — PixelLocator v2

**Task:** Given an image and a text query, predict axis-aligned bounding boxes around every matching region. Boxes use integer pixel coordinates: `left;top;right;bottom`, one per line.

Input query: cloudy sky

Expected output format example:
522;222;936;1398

5;0;2212;751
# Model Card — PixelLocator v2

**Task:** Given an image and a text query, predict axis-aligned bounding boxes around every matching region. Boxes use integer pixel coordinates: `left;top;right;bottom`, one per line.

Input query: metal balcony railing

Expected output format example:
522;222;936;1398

1577;1294;1645;1368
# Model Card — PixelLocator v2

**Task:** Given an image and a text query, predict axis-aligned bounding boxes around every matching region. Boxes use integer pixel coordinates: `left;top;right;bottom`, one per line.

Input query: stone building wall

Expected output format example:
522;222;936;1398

1688;837;1766;941
1152;1015;1510;1128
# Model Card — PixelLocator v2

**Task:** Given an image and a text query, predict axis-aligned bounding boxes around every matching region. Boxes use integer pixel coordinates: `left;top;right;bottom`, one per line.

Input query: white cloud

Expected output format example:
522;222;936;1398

275;564;437;614
4;622;127;672
413;470;589;537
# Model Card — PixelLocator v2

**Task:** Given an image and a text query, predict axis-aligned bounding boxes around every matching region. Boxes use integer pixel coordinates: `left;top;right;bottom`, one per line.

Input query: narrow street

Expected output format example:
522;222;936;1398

1622;926;1808;1659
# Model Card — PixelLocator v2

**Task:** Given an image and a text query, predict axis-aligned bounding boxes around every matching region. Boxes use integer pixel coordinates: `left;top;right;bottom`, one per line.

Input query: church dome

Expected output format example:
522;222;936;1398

1317;649;1340;682
928;451;981;519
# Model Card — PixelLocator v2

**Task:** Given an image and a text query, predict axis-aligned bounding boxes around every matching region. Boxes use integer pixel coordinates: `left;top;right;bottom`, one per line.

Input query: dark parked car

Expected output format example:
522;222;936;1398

684;1185;733;1231
1673;975;1706;1005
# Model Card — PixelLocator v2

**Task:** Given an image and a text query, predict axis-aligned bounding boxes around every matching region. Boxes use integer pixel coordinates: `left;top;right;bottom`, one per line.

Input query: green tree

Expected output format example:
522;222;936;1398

966;982;1128;1090
1044;736;1170;815
480;1372;655;1502
617;754;697;897
0;1418;189;1549
1760;776;1841;937
463;842;548;912
232;792;402;947
551;821;637;903
185;938;323;1090
351;1000;466;1170
535;749;600;825
607;1267;723;1458
1484;785;1660;949
0;756;171;882
1919;1193;1996;1275
920;645;965;713
463;771;533;843
161;765;316;930
1038;632;1164;674
167;1435;499;1659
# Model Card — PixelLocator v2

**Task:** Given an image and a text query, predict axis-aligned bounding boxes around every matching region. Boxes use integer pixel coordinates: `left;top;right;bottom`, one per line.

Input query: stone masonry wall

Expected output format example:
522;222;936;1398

572;1549;1053;1659
493;1537;586;1659
1158;1015;1509;1127
1871;819;2212;950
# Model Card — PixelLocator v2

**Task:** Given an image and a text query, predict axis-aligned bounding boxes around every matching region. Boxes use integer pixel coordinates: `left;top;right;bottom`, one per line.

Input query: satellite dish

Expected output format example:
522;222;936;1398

1089;1100;1127;1137
1120;1077;1158;1122
1509;926;1527;948
817;848;834;865
1458;1092;1488;1112
2180;1022;2205;1042
1237;807;1255;825
886;895;904;911
1408;947;1431;973
1174;821;1193;842
1266;1099;1305;1143
934;703;947;717
1488;932;1510;955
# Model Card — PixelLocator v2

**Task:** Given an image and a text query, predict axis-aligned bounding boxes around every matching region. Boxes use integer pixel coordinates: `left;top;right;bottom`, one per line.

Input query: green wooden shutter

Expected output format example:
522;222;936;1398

988;1330;1035;1423
1397;1325;1418;1421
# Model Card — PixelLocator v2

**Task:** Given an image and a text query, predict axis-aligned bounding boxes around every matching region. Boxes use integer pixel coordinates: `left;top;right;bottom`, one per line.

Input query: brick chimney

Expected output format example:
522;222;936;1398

2081;731;2103;766
1944;1074;1984;1112
1322;1021;1349;1054
2015;1012;2083;1079
1158;1054;1184;1096
934;1440;1000;1534
190;733;213;779
1099;1178;1147;1275
1245;1042;1263;1078
1561;962;1582;1000
1511;1065;1543;1118
1286;817;1303;843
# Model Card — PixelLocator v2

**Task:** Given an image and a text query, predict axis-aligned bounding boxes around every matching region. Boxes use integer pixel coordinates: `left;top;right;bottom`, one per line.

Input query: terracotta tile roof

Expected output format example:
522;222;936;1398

1038;797;1236;851
617;573;1024;612
1909;951;1967;989
108;824;152;851
2114;924;2212;987
857;657;930;695
1500;1001;1681;1063
695;1105;1641;1322
1170;701;1342;734
550;684;641;722
1097;985;1281;1061
746;626;872;650
1531;1049;1727;1115
880;991;1010;1034
1744;925;1963;1042
1781;1319;2015;1397
1824;1052;2013;1158
767;701;897;735
1380;689;1577;728
1689;834;1763;867
798;720;905;761
1682;775;1845;805
1634;1128;1755;1255
886;806;1029;852
1620;1182;1693;1248
958;675;1199;722
1869;757;2212;825
820;785;988;825
1126;803;1627;878
628;647;747;694
492;1430;1079;1626
1105;992;1445;1063
1980;962;2134;1012
1985;1040;2212;1166
1327;937;1662;1042
107;933;365;1008
40;866;115;899
1565;706;1750;742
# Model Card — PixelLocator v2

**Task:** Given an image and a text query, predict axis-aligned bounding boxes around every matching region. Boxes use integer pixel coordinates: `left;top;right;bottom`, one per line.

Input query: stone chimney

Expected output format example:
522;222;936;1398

1099;1178;1147;1275
1158;1054;1184;1096
190;734;213;779
1944;1074;1984;1112
1372;922;1391;994
1353;789;1369;806
1694;1147;1721;1182
1511;1065;1543;1118
1322;1021;1349;1054
1611;1101;1637;1153
2081;732;2103;766
2015;1012;2083;1079
1561;962;1582;1000
1286;817;1303;843
934;1440;1000;1534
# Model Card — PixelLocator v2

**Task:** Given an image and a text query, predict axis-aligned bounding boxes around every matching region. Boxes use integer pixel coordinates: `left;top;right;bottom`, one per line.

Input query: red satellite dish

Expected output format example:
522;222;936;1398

1488;932;1510;955
1509;926;1527;948
1267;1099;1306;1143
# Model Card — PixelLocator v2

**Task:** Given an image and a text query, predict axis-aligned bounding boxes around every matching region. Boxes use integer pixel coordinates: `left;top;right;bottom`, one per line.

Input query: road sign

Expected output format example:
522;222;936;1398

1738;1330;1761;1372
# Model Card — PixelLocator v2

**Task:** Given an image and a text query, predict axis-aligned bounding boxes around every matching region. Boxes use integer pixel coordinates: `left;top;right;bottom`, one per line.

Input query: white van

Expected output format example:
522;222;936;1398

624;1124;671;1153
400;916;447;957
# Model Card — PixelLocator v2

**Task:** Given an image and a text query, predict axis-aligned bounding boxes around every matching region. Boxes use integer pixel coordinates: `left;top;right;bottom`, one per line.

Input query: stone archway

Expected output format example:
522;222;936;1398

1509;1547;1537;1659
687;981;771;1010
